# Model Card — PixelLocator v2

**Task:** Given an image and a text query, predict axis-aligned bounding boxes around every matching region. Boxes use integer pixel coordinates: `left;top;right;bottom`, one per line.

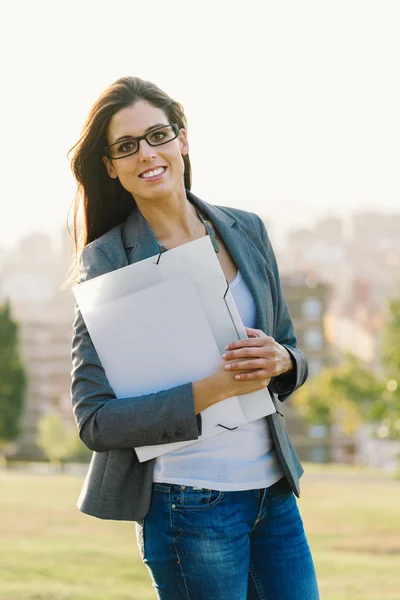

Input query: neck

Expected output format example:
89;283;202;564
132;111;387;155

134;185;203;244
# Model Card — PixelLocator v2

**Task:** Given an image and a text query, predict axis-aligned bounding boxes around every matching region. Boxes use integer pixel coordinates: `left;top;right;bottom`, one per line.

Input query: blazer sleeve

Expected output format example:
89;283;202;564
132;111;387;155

254;215;308;401
71;244;200;453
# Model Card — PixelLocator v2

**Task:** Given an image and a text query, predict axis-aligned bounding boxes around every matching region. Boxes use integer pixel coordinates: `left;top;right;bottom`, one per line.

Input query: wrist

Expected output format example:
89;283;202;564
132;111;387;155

278;345;294;376
192;376;216;414
193;373;228;414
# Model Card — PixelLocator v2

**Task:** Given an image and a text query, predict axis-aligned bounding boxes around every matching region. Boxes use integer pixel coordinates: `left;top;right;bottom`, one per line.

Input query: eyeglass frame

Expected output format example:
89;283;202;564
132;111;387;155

103;123;180;160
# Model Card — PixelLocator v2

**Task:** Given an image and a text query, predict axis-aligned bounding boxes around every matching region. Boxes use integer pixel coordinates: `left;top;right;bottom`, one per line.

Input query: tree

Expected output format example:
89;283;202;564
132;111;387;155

36;414;87;470
292;354;384;459
373;287;400;439
293;285;400;446
0;302;26;457
382;287;400;375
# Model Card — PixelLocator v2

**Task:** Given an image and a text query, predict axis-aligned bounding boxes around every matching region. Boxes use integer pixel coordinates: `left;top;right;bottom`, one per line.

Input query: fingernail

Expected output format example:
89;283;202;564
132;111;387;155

235;375;241;380
224;345;229;350
225;364;231;370
222;353;227;359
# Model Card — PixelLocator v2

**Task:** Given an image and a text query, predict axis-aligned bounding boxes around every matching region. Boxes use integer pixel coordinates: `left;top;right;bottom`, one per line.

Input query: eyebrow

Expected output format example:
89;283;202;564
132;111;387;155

112;123;168;144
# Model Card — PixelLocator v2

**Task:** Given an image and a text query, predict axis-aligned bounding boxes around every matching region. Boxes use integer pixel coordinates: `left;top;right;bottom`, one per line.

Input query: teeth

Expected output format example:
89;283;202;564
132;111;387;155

141;167;165;179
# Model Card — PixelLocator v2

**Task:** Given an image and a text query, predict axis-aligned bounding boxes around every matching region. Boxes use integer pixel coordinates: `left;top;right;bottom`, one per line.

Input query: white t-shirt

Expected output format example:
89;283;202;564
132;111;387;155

152;270;284;490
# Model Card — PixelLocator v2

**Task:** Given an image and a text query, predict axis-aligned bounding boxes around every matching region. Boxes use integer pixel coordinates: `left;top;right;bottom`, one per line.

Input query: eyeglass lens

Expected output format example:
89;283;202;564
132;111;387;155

109;125;177;159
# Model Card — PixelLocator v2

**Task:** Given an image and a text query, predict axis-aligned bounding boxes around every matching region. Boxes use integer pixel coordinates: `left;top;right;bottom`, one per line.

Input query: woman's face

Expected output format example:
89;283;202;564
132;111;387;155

103;100;189;204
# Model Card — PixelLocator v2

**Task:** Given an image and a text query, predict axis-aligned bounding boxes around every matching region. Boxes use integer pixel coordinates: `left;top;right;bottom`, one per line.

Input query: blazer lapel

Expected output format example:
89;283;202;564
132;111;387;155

187;192;273;336
122;204;160;265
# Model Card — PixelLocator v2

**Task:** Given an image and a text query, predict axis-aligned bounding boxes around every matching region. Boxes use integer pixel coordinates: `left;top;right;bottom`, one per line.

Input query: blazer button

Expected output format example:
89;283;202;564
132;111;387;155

175;430;185;440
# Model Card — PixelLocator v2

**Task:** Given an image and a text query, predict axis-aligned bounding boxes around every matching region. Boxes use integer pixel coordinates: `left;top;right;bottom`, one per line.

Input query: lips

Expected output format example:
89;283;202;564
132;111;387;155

139;166;167;179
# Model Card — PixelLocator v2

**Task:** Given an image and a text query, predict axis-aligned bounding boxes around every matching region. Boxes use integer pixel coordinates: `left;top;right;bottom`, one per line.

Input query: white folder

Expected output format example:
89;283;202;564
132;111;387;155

73;236;275;461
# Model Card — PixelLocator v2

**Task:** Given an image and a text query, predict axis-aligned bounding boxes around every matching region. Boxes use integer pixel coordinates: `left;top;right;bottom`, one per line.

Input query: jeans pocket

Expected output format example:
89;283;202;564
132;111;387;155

170;485;224;510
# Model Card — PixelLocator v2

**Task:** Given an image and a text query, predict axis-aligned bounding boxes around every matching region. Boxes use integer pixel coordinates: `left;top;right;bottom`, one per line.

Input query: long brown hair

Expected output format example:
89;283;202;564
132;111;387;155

66;76;192;284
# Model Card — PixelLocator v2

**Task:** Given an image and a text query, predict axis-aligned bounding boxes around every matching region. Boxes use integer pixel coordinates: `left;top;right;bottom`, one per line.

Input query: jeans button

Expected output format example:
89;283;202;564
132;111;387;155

172;504;176;509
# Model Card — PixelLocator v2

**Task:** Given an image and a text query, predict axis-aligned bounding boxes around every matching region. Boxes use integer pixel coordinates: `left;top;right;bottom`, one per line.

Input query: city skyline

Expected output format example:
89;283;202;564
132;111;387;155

1;205;399;256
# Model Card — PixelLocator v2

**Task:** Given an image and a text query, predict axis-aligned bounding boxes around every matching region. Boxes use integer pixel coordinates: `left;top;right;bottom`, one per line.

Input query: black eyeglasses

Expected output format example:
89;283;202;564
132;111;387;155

104;123;179;160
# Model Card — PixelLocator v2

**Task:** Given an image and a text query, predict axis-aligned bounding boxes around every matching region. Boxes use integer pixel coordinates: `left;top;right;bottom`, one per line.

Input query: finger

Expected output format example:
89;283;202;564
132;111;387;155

225;338;263;351
223;347;277;361
234;370;271;382
244;327;267;339
225;358;269;372
224;338;269;353
245;330;258;339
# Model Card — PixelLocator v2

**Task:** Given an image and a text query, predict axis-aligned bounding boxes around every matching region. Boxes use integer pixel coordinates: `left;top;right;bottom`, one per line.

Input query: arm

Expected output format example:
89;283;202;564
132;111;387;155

255;215;308;401
71;245;200;453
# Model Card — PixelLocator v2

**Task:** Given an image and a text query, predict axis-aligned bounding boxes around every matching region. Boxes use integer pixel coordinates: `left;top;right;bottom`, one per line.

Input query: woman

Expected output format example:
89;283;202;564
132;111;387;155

69;76;320;600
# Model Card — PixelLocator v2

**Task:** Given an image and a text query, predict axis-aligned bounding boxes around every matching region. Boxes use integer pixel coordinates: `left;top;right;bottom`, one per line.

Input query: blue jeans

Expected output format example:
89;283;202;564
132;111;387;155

135;477;320;599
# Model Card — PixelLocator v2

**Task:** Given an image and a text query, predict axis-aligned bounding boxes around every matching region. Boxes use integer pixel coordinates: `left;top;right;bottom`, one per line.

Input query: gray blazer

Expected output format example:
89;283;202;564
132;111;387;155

71;191;307;521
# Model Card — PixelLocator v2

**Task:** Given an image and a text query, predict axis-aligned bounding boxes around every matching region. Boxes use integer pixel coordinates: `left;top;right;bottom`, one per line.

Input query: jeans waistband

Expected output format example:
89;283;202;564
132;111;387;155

152;476;289;495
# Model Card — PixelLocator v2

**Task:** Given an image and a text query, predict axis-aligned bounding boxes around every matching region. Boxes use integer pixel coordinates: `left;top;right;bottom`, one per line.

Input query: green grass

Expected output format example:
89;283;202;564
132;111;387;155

1;467;399;600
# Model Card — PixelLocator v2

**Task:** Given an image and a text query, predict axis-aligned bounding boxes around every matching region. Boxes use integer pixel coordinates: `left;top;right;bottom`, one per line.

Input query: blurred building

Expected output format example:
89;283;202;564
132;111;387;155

325;277;384;372
281;217;348;293
0;229;76;459
281;275;333;462
281;211;400;313
278;210;400;466
349;211;400;308
17;318;74;458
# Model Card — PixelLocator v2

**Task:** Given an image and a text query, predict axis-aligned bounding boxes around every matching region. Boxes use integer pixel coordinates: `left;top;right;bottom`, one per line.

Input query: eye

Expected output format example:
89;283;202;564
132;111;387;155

149;130;167;143
118;140;137;154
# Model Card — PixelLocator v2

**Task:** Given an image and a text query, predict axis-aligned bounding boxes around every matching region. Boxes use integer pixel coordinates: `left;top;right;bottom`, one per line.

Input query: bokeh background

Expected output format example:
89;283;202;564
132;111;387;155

0;1;399;598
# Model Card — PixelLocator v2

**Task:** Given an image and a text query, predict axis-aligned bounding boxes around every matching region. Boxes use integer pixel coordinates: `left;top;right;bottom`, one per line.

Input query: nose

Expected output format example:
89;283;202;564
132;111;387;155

137;138;157;160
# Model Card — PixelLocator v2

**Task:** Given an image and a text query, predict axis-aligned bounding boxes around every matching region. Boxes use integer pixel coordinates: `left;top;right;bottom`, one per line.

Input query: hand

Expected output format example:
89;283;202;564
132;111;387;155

192;356;271;413
222;327;293;381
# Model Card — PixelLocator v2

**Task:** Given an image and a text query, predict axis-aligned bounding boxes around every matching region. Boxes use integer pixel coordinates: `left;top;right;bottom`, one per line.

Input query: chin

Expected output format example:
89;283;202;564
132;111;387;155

134;178;182;200
130;184;170;203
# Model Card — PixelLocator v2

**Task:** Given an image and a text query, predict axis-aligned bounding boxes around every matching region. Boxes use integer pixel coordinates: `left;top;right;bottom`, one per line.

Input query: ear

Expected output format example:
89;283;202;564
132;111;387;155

102;156;118;179
179;129;189;156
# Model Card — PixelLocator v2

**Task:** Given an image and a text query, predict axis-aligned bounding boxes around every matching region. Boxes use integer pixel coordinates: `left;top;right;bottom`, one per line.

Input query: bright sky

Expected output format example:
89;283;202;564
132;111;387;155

1;0;399;250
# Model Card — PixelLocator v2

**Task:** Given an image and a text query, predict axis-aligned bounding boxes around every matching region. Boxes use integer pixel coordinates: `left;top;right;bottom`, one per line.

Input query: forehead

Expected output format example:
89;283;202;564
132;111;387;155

107;100;168;142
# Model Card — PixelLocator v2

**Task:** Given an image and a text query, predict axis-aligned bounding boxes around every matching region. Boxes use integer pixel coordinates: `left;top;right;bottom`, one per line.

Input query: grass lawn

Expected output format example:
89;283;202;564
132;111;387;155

1;466;399;600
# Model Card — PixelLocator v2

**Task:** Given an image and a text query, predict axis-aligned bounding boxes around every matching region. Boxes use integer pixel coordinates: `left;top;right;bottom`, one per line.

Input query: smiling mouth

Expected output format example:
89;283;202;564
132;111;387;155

139;167;167;180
